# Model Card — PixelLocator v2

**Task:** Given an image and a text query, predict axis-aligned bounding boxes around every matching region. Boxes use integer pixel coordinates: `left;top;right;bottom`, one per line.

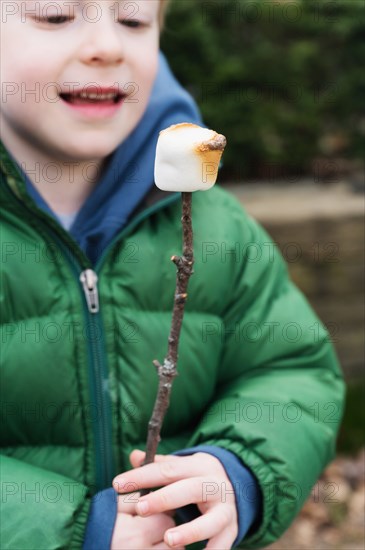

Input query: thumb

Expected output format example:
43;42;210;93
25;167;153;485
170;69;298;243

129;449;146;468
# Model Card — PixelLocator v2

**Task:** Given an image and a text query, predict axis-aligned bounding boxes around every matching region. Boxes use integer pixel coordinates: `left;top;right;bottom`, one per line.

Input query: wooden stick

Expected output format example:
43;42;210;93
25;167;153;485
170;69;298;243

140;192;194;493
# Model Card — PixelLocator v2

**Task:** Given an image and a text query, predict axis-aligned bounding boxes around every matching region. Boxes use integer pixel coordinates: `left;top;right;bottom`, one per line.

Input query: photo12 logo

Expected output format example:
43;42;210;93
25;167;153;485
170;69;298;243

1;2;140;24
1;81;139;104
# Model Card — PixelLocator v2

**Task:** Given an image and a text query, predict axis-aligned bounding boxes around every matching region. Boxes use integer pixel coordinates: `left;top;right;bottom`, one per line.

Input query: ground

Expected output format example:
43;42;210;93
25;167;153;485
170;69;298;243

267;449;364;550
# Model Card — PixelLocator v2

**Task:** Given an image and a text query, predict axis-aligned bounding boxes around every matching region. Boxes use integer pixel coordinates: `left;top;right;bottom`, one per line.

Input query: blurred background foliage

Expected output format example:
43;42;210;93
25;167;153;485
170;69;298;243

161;4;365;547
162;1;365;460
161;0;365;181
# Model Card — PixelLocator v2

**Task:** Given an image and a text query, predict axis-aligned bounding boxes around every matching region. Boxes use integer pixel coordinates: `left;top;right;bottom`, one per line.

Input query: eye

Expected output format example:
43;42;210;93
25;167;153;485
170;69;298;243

120;19;145;29
35;15;74;25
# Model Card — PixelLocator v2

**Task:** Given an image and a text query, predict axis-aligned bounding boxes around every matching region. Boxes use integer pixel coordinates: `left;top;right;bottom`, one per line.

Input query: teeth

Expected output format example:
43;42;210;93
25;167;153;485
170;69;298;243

78;91;117;100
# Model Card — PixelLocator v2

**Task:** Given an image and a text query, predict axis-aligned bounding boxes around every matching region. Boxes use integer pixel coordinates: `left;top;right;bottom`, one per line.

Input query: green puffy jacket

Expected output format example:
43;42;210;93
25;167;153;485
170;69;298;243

0;143;345;549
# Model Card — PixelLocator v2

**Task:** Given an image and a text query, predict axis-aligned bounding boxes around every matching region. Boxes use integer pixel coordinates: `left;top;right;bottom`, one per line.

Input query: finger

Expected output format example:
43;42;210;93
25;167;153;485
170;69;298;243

142;513;177;544
117;492;140;514
118;494;177;518
164;506;234;548
135;477;221;516
112;512;177;548
152;544;185;550
130;449;180;469
205;527;237;550
116;513;177;546
114;455;206;493
129;449;145;468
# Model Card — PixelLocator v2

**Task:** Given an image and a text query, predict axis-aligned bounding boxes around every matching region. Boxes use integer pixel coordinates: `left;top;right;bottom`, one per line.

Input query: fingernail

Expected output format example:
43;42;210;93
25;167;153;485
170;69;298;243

113;477;126;490
136;500;149;515
167;531;182;547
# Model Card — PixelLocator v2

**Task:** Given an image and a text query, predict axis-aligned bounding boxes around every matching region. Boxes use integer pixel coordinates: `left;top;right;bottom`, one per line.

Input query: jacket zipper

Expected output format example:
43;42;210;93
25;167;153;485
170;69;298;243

31;225;114;492
80;269;99;313
1;174;179;490
79;268;114;491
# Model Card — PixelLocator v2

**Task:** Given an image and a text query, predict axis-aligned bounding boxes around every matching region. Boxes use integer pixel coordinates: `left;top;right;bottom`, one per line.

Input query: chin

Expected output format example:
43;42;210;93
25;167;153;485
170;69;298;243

60;140;122;162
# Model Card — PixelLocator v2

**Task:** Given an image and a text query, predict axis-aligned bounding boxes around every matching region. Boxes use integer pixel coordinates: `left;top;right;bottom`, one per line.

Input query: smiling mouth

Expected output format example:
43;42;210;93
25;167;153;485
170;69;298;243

60;91;125;105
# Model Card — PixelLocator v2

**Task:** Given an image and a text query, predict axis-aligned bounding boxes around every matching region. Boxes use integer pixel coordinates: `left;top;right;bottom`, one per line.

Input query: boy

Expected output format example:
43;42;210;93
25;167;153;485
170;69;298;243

0;1;345;549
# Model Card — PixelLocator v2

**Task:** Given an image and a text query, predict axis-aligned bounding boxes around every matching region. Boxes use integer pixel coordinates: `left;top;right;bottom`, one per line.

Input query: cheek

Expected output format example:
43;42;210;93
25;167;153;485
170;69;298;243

1;47;54;90
0;21;64;86
1;41;64;112
134;53;159;106
0;64;53;114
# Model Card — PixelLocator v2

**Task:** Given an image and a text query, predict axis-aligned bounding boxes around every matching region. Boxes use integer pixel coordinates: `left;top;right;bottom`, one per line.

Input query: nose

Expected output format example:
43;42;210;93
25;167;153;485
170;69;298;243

79;10;123;66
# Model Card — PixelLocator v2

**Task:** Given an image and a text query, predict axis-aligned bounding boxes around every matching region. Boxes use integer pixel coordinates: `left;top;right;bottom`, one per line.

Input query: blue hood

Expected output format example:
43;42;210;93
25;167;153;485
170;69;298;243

23;52;203;264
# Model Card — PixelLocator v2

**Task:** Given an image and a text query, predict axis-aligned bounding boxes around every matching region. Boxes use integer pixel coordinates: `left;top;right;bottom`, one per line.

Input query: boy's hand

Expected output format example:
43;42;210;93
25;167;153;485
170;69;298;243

111;492;185;550
113;450;238;549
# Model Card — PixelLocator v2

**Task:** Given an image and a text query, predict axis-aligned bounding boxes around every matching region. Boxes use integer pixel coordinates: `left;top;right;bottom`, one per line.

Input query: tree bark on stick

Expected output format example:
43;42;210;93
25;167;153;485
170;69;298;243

141;192;194;490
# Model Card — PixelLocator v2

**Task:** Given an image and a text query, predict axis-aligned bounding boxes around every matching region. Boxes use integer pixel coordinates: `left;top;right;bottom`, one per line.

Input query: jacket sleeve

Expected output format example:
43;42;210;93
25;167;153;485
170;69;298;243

83;488;118;550
1;454;90;549
185;198;345;549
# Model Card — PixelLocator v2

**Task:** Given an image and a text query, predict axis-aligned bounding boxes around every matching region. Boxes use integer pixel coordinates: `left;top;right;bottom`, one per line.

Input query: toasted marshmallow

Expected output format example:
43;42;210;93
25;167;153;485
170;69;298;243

154;123;227;192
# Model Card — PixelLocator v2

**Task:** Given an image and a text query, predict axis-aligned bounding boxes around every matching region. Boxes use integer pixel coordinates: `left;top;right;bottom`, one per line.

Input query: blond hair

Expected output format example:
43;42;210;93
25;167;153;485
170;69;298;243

159;0;170;28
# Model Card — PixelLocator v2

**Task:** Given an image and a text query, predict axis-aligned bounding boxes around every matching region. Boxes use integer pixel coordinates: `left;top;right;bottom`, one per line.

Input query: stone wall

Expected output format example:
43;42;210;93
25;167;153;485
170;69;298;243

226;181;364;379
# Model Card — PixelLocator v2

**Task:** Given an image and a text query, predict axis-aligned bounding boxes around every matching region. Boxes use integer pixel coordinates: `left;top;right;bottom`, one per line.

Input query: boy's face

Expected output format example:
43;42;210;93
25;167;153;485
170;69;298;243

0;1;160;162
